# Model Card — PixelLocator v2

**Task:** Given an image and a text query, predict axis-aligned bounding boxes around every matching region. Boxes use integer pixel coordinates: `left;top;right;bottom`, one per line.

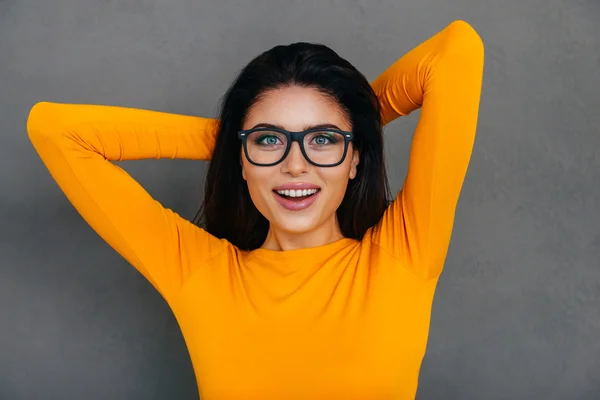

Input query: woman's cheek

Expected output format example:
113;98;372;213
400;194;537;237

245;172;276;218
323;170;350;203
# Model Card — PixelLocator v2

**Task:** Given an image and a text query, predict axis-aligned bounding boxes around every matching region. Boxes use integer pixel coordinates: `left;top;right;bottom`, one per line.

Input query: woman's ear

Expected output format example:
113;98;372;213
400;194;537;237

349;149;360;180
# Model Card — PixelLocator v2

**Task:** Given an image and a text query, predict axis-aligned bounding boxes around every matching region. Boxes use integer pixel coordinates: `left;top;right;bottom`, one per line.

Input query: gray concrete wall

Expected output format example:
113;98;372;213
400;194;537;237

1;0;599;398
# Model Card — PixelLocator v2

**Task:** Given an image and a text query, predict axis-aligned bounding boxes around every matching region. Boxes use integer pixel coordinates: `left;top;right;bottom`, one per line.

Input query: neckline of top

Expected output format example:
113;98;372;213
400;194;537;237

245;237;360;259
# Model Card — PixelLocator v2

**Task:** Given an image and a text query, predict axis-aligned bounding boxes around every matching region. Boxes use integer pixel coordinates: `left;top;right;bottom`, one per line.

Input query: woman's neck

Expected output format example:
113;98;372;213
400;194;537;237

260;218;344;251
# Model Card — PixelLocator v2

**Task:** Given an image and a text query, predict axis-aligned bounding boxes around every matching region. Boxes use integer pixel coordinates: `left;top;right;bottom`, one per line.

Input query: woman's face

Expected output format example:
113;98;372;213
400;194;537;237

241;86;359;237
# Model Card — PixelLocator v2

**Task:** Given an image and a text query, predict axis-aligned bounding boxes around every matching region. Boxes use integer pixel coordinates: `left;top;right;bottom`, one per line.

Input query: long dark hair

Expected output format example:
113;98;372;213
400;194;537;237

193;42;391;250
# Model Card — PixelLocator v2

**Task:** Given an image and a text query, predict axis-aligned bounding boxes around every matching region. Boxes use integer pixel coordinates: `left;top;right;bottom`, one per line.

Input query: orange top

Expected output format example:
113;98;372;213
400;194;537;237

27;20;484;400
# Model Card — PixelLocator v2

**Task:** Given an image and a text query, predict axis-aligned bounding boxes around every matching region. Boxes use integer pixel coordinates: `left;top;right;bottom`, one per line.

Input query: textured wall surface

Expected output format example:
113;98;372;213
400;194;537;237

1;0;599;398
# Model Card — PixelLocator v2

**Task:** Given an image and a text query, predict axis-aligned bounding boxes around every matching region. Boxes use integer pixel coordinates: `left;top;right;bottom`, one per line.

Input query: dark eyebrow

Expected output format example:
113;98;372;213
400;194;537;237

251;123;343;131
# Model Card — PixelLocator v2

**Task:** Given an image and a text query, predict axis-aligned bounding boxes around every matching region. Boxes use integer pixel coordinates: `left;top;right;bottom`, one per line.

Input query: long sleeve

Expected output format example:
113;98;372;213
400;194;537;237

27;102;226;303
369;20;485;280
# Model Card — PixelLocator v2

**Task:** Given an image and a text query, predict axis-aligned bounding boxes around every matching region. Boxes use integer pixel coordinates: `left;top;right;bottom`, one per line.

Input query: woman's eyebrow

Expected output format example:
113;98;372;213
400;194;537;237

251;123;343;130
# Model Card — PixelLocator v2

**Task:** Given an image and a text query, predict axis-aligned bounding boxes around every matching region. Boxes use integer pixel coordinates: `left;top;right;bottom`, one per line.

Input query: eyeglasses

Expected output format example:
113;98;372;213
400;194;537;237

238;127;354;167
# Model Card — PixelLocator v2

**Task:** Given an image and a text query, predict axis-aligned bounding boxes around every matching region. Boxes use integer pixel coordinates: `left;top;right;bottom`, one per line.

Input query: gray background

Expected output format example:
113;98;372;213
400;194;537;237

1;0;599;399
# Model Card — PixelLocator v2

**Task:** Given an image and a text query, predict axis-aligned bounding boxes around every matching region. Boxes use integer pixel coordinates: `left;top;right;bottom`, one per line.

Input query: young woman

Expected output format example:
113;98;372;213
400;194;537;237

27;20;484;400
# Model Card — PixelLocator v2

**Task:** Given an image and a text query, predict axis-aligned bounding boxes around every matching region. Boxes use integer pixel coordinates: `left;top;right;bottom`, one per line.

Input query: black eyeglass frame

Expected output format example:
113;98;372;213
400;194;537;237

238;127;354;167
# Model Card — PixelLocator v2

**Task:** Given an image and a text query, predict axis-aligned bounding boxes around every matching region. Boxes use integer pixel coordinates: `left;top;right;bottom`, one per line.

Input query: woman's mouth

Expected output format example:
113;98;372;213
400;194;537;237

272;188;321;211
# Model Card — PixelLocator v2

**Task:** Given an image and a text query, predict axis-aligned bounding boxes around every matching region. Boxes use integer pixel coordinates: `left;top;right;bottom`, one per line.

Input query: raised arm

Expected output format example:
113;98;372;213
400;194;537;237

369;20;485;280
27;102;225;303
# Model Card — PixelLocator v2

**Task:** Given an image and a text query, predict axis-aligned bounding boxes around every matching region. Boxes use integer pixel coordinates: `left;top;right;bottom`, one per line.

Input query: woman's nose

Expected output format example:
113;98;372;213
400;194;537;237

281;142;309;176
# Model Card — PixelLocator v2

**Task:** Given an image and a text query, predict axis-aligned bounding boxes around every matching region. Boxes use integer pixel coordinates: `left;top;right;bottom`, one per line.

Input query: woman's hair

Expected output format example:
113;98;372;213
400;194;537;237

193;42;391;250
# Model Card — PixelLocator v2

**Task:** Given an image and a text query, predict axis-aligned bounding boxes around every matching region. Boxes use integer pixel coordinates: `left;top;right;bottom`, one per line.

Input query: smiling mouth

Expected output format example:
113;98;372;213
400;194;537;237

273;188;321;201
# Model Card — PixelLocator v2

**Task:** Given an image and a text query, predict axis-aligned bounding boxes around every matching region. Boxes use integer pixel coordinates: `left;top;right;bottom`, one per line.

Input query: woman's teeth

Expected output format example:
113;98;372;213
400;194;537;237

276;188;319;198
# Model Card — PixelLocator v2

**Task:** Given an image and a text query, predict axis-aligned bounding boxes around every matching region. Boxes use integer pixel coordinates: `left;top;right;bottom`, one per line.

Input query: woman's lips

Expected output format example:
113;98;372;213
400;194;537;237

272;190;321;211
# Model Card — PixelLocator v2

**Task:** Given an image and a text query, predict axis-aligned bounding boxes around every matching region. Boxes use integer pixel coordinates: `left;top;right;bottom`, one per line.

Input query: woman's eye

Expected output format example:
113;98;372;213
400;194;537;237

313;134;335;145
258;135;280;145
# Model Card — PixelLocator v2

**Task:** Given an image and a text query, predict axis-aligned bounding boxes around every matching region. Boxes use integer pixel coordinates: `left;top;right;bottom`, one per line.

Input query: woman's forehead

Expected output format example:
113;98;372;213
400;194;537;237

243;86;350;131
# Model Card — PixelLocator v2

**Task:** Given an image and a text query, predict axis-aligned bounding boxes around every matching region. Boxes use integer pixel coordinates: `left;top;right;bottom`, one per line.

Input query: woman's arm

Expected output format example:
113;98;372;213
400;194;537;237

27;102;225;304
369;20;485;280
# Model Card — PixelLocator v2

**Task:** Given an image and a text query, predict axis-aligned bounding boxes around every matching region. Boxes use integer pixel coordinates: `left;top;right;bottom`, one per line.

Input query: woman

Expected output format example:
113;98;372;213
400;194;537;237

27;20;484;400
